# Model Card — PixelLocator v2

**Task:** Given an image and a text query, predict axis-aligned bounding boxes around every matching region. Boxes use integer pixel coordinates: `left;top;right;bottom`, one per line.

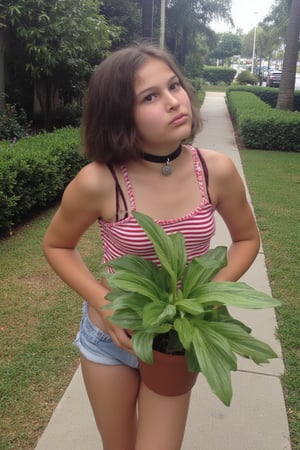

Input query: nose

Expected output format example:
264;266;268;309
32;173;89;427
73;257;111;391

165;90;180;110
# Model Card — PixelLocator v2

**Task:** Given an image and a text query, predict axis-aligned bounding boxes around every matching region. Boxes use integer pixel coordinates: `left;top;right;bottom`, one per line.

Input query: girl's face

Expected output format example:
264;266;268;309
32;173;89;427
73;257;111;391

133;58;192;153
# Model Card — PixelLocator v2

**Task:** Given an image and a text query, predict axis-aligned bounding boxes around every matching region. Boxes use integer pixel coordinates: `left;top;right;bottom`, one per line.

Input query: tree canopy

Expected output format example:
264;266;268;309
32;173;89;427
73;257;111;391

211;32;241;65
1;0;116;127
99;0;142;48
2;0;114;77
3;0;298;130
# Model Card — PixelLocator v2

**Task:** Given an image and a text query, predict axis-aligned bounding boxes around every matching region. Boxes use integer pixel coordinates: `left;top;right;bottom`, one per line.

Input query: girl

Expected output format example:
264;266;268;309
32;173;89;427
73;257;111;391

43;44;260;450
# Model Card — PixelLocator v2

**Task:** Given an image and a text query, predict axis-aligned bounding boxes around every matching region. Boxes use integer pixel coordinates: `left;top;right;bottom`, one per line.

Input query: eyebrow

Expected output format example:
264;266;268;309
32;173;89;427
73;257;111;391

135;74;179;98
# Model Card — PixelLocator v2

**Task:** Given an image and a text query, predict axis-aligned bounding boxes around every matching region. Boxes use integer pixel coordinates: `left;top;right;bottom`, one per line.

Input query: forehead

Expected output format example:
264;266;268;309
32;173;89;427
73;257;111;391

134;57;176;91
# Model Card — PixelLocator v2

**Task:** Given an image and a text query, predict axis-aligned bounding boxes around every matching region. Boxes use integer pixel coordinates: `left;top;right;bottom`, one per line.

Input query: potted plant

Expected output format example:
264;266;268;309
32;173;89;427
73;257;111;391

101;211;281;406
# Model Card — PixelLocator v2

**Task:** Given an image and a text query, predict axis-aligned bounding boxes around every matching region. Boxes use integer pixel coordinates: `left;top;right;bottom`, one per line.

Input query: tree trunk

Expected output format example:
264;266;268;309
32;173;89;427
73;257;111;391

0;29;6;111
142;0;154;41
276;0;300;110
34;78;55;131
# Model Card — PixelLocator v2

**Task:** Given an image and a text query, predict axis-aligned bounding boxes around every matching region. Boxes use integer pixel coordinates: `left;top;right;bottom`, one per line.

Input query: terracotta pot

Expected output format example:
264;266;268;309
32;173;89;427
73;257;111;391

138;350;199;396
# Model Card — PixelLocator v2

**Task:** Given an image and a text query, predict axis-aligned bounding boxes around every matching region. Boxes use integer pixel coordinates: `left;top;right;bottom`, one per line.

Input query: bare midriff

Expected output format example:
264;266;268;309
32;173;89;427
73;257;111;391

86;278;111;331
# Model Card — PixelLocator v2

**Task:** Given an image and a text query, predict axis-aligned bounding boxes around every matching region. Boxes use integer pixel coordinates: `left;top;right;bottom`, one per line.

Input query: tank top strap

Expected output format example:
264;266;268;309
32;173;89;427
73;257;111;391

120;164;136;210
107;164;129;221
191;146;212;204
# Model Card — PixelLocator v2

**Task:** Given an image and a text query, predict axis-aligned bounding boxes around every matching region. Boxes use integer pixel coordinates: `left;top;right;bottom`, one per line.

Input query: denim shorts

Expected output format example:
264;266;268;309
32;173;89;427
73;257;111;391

74;302;139;368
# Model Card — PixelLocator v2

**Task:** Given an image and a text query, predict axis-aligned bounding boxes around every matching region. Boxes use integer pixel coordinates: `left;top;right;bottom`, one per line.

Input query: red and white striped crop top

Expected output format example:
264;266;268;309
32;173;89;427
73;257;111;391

99;147;216;268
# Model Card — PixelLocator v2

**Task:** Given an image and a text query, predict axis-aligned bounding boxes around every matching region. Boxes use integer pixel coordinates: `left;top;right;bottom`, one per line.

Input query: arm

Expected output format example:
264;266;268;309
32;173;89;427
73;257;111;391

203;150;260;282
42;163;133;352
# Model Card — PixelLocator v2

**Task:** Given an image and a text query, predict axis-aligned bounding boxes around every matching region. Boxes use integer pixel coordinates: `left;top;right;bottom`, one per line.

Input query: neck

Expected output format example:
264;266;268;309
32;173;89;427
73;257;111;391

142;145;182;163
141;144;182;176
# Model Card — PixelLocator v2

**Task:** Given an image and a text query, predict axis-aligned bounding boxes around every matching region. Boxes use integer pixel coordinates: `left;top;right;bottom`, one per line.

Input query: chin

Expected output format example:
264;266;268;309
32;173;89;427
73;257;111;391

179;127;192;141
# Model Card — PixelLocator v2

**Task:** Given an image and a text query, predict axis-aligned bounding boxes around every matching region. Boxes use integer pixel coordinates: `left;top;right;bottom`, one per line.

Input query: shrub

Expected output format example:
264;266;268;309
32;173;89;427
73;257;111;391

226;91;300;152
235;70;258;86
0;104;31;141
226;85;300;111
0;127;87;237
203;66;236;85
189;77;202;91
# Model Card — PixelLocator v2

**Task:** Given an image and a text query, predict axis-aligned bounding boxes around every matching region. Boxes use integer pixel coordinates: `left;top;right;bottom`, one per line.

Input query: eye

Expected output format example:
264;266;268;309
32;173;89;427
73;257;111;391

143;93;157;103
170;81;181;91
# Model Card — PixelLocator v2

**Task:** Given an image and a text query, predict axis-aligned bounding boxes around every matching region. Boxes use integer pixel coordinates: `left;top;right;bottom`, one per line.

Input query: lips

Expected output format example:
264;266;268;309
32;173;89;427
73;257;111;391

169;113;188;126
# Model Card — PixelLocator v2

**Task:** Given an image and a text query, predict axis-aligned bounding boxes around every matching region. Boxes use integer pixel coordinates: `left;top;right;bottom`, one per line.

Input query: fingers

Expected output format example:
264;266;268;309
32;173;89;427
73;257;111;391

99;309;135;354
107;323;135;354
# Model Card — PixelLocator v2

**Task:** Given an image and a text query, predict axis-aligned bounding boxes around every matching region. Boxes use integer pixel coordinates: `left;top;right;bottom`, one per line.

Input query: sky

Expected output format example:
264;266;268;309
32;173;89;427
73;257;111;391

211;0;275;33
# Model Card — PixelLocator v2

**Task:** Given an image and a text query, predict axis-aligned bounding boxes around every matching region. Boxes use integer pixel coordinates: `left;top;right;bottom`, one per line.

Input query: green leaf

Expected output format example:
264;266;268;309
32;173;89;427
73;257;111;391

185;347;201;373
192;323;237;406
132;331;155;364
132;211;177;284
107;271;163;302
190;281;281;309
143;303;177;328
216;305;252;333
132;324;173;363
38;14;50;23
174;317;194;350
102;287;126;301
176;298;205;315
207;322;278;363
103;254;160;282
182;246;227;297
149;324;173;334
169;232;187;279
103;291;151;317
156;267;173;298
108;309;143;329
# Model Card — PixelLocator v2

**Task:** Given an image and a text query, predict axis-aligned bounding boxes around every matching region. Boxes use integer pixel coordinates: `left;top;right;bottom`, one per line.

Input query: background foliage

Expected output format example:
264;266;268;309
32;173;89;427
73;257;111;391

226;90;300;151
0;128;86;236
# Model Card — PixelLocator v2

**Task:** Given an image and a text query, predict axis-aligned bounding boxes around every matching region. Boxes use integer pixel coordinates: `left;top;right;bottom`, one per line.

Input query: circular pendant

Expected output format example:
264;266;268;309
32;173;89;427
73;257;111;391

161;164;172;176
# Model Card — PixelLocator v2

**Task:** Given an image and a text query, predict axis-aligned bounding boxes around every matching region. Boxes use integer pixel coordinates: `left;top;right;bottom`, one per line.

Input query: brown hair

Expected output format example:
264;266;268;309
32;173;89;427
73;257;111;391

82;43;202;164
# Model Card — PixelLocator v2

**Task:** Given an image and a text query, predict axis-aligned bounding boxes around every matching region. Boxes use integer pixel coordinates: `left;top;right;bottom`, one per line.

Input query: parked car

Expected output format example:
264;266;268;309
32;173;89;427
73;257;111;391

266;70;282;87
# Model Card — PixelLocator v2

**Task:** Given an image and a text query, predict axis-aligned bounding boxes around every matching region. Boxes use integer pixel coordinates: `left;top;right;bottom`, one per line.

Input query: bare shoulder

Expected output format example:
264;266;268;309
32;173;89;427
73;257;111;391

199;148;237;180
198;148;245;206
72;162;113;195
62;162;114;216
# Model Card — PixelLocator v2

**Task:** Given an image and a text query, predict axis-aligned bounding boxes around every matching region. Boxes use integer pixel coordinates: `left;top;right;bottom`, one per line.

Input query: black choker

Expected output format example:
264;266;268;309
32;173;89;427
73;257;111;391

142;145;182;176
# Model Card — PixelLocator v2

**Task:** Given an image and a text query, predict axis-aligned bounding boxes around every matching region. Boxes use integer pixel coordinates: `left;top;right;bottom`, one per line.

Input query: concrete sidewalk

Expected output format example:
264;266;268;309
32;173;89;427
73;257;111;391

35;92;291;450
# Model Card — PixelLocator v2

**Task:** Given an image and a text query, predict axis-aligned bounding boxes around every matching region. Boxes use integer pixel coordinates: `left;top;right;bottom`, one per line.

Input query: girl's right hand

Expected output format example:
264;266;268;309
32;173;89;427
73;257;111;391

99;307;135;354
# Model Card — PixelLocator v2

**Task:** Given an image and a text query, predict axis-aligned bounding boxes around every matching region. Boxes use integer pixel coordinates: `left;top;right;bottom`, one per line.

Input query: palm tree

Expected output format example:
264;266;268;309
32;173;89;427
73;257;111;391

276;0;300;110
165;0;232;66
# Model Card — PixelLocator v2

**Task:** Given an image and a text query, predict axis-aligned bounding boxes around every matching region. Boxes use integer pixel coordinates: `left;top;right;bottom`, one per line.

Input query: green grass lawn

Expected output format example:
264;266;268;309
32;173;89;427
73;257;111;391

240;150;300;450
0;150;299;449
203;84;227;92
0;211;101;449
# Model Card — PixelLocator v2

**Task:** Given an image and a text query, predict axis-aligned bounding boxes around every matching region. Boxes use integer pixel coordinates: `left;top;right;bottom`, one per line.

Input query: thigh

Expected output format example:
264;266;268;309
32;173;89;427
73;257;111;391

136;382;191;450
80;354;140;450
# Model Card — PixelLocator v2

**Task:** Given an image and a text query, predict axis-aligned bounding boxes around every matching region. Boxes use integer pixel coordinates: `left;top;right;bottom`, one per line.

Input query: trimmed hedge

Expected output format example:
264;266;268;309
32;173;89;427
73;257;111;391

226;91;300;152
203;66;236;85
0;127;87;237
227;84;300;111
